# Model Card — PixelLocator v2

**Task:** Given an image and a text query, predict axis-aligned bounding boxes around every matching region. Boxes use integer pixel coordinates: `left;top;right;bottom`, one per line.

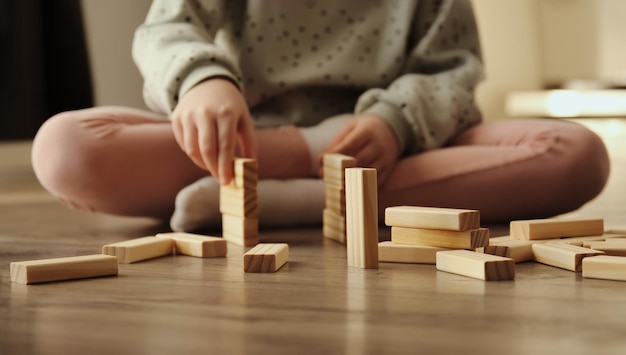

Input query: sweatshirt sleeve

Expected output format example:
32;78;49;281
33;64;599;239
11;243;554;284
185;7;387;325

132;0;243;115
355;0;484;155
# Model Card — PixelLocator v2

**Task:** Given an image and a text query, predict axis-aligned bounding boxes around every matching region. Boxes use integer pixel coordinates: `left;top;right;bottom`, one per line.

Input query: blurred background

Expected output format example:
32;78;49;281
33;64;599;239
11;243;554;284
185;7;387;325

2;0;625;140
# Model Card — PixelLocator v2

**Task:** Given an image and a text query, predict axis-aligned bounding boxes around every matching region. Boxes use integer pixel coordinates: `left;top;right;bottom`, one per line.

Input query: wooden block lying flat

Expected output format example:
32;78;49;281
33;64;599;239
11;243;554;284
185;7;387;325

345;168;379;269
531;242;605;272
219;184;258;218
378;241;452;264
10;254;118;284
323;208;346;244
551;234;608;246
243;243;289;272
583;255;626;281
483;239;535;263
385;206;480;231
476;245;509;257
232;158;258;189
583;241;626;256
489;236;513;244
510;218;604;240
156;232;227;258
222;214;259;247
391;226;489;249
436;250;515;281
102;236;173;264
323;153;357;170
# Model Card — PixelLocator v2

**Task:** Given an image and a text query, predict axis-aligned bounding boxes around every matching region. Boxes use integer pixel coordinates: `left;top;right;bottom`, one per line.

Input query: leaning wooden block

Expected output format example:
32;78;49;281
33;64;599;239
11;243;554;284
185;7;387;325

222;214;259;247
391;226;489;250
156;232;227;258
531;242;605;272
345;168;379;269
582;255;626;281
219;184;258;218
436;250;515;281
379;241;452;264
323;208;346;244
510;218;604;240
102;236;173;264
10;254;118;284
243;243;289;272
480;239;535;263
583;241;626;257
385;206;480;231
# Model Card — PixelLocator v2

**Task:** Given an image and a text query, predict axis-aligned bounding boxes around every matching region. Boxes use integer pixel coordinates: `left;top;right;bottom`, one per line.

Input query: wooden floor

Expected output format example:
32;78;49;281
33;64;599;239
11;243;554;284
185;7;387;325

1;119;626;355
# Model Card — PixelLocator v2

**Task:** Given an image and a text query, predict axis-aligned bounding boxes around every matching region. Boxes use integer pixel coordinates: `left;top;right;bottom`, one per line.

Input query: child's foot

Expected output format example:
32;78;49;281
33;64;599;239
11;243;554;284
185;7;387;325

170;177;325;232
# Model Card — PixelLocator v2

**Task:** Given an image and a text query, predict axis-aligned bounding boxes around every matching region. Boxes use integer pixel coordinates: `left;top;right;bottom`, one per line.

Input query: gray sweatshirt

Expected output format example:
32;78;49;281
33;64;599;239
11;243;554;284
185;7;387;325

132;0;484;155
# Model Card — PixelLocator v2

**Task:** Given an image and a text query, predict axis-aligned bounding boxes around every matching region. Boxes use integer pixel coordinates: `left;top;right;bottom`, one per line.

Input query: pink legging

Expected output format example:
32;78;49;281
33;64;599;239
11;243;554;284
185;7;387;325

31;106;610;224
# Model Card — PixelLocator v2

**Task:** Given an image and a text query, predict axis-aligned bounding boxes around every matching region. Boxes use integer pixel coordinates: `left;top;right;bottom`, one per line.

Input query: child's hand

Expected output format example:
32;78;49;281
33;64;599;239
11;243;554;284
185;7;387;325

172;78;257;185
321;115;400;185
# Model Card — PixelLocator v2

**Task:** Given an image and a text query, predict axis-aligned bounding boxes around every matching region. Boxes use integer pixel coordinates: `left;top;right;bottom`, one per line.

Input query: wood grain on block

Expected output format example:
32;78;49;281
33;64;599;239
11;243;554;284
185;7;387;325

385;206;480;231
510;218;604;240
582;255;626;281
531;242;605;272
102;236;173;264
436;250;515;281
489;236;513;244
345;168;379;269
484;239;535;263
222;214;259;247
476;245;509;257
551;234;608;246
243;243;289;272
582;241;626;256
323;166;347;187
232;158;257;189
156;232;227;258
325;184;345;214
391;226;489;249
378;241;452;264
10;254;118;284
323;153;357;170
219;184;258;218
323;208;346;244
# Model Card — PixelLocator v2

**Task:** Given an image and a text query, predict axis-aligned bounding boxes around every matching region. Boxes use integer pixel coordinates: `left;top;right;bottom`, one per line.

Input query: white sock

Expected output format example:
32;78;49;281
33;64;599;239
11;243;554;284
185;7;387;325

170;177;325;232
299;114;355;174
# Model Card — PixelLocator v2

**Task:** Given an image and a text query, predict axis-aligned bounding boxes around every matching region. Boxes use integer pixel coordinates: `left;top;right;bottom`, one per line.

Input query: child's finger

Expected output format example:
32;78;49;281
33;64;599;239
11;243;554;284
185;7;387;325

217;115;236;185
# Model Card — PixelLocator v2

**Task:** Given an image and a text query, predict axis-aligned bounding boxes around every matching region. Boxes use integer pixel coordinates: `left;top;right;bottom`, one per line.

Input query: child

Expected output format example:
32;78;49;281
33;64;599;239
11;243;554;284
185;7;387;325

32;0;609;232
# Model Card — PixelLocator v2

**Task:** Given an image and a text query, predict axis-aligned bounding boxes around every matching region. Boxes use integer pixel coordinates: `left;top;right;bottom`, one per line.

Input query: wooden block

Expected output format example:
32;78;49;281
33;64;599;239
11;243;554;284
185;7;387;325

550;234;608;246
485;239;535;263
476;245;509;257
489;235;513;244
219;184;258;218
156;232;227;258
345;168;379;269
323;153;357;170
583;241;626;256
391;226;489;250
10;254;118;284
531;242;605;272
243;243;289;272
582;255;626;281
232;158;257;189
323;208;346;244
222;214;259;247
325;184;345;214
436;250;515;281
323;166;347;187
378;241;452;264
102;236;173;264
385;206;480;231
510;218;604;240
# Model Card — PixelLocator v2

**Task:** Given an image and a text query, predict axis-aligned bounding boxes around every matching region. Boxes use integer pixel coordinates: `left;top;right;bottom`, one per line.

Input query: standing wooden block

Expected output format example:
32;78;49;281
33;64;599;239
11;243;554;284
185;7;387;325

323;208;346;244
219;184;258;218
531;242;605;272
510;218;604;240
582;255;626;281
391;226;489;250
232;158;258;189
385;206;480;231
10;254;118;284
345;168;379;269
156;232;227;258
436;250;515;281
378;241;452;264
243;243;289;272
102;236;173;264
325;184;346;214
222;214;259;247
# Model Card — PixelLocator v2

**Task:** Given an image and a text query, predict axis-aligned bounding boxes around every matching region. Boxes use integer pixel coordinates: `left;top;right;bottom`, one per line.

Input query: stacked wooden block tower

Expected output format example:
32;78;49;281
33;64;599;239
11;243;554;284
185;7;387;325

220;158;259;247
322;153;356;244
381;206;515;281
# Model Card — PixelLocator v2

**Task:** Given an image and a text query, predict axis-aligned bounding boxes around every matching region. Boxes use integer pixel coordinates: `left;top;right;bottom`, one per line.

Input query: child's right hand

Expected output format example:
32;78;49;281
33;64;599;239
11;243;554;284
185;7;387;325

172;78;257;185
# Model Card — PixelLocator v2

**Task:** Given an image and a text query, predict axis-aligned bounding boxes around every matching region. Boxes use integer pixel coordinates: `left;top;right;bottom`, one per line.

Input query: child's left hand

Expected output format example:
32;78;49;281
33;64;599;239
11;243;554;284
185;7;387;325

320;114;400;186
